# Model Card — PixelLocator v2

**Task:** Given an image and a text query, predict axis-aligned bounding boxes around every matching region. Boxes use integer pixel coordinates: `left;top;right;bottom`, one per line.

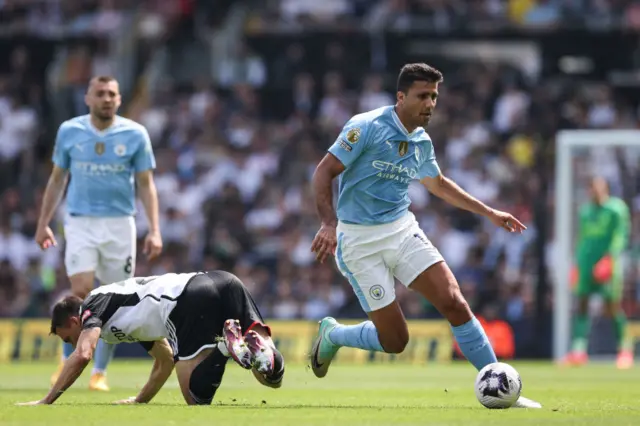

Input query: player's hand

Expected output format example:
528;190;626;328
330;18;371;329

35;225;57;250
112;396;139;405
143;231;163;261
311;224;337;264
487;209;527;233
16;399;47;406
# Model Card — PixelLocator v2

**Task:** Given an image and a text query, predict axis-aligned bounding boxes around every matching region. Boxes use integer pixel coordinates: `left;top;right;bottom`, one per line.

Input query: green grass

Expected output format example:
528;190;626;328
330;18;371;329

1;361;639;425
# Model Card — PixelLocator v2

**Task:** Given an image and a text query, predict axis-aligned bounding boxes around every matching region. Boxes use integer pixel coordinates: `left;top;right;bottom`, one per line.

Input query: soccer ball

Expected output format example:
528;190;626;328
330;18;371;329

474;362;522;409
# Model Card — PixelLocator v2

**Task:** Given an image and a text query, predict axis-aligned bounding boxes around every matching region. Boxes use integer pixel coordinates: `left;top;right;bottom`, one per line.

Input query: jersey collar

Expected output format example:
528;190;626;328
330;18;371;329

87;115;120;136
391;107;421;138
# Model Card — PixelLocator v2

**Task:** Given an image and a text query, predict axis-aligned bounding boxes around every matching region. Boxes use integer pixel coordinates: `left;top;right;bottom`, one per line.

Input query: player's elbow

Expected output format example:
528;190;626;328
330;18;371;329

76;351;93;365
157;357;175;373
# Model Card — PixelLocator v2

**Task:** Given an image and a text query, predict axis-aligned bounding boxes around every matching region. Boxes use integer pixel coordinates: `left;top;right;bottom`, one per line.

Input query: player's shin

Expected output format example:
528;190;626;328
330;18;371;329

614;312;631;351
62;342;74;360
451;316;497;371
188;348;227;405
571;314;590;354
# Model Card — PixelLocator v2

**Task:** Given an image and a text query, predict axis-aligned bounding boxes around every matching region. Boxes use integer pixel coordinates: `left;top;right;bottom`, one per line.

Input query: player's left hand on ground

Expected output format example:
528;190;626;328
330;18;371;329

311;224;337;264
112;396;139;405
488;209;527;233
143;232;163;260
15;400;46;406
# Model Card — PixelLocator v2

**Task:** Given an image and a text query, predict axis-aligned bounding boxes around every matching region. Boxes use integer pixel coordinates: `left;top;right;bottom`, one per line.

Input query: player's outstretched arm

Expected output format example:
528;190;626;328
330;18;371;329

421;174;526;233
311;153;345;263
17;327;100;406
117;339;174;404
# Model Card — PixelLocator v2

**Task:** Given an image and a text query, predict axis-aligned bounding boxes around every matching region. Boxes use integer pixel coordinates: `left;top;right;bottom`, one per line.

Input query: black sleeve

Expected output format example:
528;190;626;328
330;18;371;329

80;294;111;330
139;341;155;352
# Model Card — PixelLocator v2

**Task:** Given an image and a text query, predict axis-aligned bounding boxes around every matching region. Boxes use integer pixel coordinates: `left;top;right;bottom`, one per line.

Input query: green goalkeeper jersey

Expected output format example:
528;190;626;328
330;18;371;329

576;197;630;264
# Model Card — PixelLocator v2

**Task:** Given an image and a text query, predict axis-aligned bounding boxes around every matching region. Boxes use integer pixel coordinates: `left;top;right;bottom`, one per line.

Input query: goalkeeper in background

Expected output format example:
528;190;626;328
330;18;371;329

564;177;632;369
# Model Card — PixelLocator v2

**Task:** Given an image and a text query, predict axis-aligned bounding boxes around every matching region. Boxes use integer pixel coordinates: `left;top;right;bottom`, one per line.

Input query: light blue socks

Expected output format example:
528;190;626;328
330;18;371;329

92;340;117;374
328;321;384;352
451;316;497;370
62;342;74;360
326;316;497;371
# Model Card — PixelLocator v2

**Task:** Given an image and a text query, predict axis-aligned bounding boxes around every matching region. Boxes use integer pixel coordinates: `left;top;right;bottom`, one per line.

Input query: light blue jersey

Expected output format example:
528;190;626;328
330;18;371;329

53;115;156;217
328;106;441;225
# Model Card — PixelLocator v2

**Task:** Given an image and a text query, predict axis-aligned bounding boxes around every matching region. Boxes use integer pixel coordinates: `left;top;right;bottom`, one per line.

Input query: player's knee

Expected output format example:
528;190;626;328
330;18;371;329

70;283;92;299
69;274;94;299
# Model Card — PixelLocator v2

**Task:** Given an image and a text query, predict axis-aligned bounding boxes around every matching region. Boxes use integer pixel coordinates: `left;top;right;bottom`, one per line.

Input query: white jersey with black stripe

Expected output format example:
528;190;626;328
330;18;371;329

80;272;200;346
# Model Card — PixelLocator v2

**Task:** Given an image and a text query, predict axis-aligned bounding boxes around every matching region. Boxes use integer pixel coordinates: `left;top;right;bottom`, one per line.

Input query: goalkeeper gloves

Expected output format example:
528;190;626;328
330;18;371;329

593;255;613;284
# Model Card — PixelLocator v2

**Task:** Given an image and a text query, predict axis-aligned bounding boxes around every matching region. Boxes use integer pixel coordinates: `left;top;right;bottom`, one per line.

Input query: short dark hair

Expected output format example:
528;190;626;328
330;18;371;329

92;75;116;84
50;295;83;335
87;75;118;92
397;63;443;93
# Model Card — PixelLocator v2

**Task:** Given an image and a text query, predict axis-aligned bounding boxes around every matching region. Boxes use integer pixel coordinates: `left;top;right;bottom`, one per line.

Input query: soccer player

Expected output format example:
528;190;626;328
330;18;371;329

564;176;632;369
310;63;541;408
34;76;163;391
16;271;283;406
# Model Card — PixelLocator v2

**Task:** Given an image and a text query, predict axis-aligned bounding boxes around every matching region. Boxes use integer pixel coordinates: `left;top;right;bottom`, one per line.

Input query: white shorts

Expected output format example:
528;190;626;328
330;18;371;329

64;215;137;284
335;212;444;312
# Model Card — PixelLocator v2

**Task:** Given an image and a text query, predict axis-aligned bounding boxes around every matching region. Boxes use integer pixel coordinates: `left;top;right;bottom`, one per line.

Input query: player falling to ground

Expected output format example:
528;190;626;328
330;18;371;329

16;271;283;406
34;76;163;391
564;177;632;369
310;63;541;409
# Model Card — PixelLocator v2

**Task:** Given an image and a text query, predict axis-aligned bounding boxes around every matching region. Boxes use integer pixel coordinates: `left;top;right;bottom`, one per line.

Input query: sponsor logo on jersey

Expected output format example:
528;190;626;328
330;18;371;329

82;310;92;323
74;161;128;175
110;325;139;343
371;160;418;179
338;139;352;152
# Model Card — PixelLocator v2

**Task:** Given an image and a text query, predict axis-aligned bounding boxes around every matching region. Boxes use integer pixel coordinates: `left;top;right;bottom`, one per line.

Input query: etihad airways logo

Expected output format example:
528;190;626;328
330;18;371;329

372;160;418;183
74;161;128;175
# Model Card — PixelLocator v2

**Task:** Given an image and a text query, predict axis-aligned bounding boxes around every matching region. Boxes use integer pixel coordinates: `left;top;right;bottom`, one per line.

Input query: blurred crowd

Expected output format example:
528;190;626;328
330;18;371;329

2;0;640;357
247;0;640;32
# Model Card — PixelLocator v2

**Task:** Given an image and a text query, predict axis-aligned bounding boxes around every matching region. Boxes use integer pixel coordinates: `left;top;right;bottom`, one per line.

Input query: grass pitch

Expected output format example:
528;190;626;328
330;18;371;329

1;361;639;425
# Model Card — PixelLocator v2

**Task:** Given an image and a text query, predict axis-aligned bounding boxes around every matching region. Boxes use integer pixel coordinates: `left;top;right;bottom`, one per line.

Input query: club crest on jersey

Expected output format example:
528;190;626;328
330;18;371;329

398;141;409;157
114;144;126;156
346;128;361;144
95;142;105;155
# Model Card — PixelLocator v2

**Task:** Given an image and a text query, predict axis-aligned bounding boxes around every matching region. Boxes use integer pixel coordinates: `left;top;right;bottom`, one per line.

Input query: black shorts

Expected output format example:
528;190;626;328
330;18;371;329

168;270;270;362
